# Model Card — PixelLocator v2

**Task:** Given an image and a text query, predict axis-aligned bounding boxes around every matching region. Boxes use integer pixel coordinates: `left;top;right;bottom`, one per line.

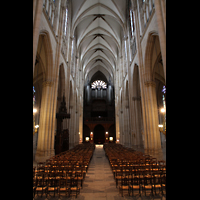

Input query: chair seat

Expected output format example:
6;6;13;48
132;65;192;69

120;185;129;189
71;187;80;191
48;187;58;191
75;177;83;180
130;185;140;189
143;185;153;189
154;184;161;188
59;187;68;191
36;186;47;191
116;176;122;179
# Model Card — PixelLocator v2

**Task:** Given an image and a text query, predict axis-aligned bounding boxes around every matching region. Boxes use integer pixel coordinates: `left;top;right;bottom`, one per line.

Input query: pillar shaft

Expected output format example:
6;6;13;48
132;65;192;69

154;0;166;82
33;0;43;75
35;81;53;161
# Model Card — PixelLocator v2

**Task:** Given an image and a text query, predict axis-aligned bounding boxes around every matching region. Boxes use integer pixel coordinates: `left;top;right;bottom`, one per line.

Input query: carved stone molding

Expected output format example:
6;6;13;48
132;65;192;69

42;80;53;87
131;0;137;11
144;81;156;88
132;96;141;101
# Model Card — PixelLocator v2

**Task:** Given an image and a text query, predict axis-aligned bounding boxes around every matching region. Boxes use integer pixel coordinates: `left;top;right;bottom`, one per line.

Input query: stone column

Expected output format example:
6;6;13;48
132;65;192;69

35;80;53;162
131;97;136;148
49;3;65;157
144;81;163;159
124;105;129;147
154;0;166;81
132;0;148;153
119;110;124;145
132;97;143;151
33;0;43;75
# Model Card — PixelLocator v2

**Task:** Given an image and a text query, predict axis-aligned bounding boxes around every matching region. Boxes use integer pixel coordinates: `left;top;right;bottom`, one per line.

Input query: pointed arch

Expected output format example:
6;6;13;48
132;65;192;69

38;30;54;81
144;31;158;83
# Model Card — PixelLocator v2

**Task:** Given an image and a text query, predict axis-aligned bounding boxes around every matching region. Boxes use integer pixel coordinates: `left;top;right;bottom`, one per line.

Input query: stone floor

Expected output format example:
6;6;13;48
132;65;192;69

33;145;166;200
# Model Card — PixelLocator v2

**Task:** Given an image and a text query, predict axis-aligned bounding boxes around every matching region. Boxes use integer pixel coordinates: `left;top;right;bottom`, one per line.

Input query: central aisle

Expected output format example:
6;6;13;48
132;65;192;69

79;144;119;200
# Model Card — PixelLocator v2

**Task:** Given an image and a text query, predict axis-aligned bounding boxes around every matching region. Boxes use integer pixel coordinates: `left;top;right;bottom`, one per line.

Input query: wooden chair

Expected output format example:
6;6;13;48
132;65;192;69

80;164;87;179
74;168;84;188
35;173;47;197
142;174;154;196
33;172;36;198
46;174;58;198
158;160;166;166
58;177;70;198
161;172;166;195
115;167;123;188
129;174;141;196
69;177;80;198
153;172;162;195
119;177;130;197
37;162;45;173
160;164;166;175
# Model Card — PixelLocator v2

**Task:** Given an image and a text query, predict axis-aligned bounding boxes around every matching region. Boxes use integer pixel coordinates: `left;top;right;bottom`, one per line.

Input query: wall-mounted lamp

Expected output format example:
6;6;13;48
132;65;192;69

33;108;37;113
109;137;113;141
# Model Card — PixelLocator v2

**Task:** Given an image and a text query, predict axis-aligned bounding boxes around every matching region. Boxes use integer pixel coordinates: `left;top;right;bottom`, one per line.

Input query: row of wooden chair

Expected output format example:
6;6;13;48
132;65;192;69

118;171;166;197
104;143;166;197
33;171;82;198
33;143;95;198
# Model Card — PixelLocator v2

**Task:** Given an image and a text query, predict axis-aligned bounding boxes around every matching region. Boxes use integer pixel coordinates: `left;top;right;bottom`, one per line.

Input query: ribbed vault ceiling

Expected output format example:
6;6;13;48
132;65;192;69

71;0;127;84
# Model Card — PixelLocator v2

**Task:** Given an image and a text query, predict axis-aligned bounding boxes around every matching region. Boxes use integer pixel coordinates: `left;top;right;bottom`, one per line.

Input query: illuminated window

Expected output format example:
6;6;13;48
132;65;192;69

33;86;36;106
162;85;166;94
130;10;135;37
64;9;68;35
162;86;166;109
162;85;166;129
91;80;107;89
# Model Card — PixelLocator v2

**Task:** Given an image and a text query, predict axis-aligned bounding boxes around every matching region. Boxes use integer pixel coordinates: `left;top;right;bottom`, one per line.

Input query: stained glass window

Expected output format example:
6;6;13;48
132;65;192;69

91;80;107;89
64;9;68;35
162;86;166;108
162;85;166;94
130;10;135;37
162;85;166;130
33;86;36;106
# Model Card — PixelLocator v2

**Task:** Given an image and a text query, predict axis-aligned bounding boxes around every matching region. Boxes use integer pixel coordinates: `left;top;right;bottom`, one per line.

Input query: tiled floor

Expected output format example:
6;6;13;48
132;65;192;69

33;145;166;200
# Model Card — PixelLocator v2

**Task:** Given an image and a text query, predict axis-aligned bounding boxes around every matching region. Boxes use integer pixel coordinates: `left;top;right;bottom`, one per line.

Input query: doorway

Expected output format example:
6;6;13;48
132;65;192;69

93;124;105;144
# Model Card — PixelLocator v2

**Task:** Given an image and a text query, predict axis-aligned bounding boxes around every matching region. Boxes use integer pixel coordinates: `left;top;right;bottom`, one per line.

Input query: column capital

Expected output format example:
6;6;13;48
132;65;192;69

132;96;141;101
42;80;53;87
123;35;128;40
144;81;156;87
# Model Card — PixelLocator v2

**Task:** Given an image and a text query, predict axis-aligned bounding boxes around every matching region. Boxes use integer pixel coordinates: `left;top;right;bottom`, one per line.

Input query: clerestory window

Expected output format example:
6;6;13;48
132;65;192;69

64;8;68;35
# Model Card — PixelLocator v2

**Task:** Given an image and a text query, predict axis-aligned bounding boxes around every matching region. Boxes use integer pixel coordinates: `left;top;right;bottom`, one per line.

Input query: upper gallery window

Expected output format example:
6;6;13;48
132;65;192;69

33;86;36;106
64;8;68;35
130;9;135;37
91;80;107;89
